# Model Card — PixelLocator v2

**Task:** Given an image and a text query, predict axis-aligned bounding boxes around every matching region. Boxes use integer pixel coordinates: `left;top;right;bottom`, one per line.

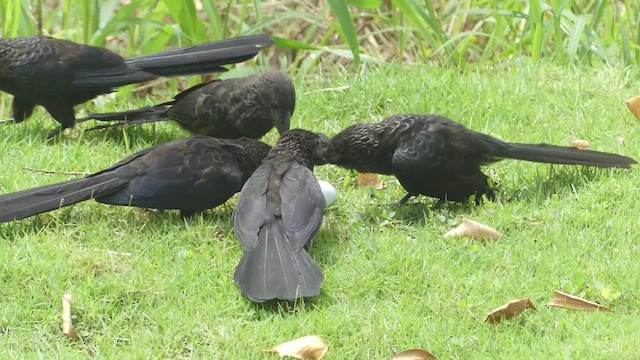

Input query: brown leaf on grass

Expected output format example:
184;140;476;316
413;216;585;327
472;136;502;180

61;293;77;340
266;335;328;360
485;298;537;324
625;95;640;120
547;290;611;312
570;139;592;150
392;348;437;359
356;172;385;190
444;219;501;241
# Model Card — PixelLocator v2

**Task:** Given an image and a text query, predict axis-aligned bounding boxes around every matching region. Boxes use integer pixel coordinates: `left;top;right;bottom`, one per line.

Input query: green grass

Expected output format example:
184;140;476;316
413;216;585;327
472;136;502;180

1;63;640;358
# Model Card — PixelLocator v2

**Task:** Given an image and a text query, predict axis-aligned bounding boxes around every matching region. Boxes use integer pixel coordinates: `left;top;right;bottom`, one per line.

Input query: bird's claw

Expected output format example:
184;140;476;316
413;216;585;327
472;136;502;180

46;127;62;139
395;193;414;206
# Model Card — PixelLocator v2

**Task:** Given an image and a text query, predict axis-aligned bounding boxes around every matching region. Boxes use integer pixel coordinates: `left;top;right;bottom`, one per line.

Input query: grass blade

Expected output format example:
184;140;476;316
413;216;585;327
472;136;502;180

327;0;361;65
566;15;586;61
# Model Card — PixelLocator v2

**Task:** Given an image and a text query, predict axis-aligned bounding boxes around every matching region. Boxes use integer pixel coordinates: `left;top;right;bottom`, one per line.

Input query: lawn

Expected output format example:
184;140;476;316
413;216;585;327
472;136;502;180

0;63;639;358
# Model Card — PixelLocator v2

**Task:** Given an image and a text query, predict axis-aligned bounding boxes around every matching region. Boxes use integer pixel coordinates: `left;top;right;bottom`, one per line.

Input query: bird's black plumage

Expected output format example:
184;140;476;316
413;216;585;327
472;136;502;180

0;34;272;137
319;114;637;204
233;129;329;302
0;136;271;222
78;71;295;139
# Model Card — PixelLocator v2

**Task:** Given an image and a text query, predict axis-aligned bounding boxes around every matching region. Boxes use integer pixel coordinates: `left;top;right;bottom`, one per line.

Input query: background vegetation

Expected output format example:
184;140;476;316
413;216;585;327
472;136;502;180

1;0;639;70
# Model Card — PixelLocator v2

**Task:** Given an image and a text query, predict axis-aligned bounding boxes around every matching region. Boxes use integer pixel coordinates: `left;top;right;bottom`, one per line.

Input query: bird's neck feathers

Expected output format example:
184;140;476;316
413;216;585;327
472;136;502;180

232;140;271;173
268;138;315;170
329;123;394;173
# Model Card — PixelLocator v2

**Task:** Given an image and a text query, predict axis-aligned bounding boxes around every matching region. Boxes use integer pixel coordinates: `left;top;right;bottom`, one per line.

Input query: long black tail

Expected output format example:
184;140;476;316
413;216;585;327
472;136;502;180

76;104;172;129
234;222;324;302
125;34;272;76
0;172;127;222
496;142;637;168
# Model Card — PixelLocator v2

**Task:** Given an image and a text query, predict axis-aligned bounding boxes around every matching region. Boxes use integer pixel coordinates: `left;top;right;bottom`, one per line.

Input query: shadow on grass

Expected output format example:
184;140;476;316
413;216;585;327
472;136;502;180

501;165;612;203
78;122;183;145
352;165;618;226
0;200;239;242
244;297;325;318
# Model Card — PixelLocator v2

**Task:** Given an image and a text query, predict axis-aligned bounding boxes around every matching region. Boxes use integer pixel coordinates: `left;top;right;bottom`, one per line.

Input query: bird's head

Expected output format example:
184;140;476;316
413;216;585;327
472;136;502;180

257;71;295;135
315;123;384;171
314;125;359;165
271;129;329;169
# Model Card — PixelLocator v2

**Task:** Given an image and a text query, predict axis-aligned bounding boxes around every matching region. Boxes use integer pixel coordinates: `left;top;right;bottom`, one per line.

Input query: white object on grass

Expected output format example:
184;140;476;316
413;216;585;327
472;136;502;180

317;180;337;206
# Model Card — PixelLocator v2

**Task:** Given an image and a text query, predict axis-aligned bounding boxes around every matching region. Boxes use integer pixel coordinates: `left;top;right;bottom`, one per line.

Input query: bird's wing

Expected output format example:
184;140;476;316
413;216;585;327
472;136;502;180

172;79;221;102
167;78;245;137
97;137;245;209
390;115;497;175
279;163;325;250
233;165;270;249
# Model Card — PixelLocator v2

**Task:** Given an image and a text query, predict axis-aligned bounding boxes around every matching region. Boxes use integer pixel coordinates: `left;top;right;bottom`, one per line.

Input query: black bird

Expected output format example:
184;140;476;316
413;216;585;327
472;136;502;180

0;34;272;137
318;114;637;205
233;129;329;302
78;71;295;139
0;136;271;222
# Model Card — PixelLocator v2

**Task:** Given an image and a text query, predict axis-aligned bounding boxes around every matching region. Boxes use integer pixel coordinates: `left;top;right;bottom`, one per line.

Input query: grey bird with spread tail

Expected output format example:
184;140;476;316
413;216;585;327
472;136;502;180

233;129;329;302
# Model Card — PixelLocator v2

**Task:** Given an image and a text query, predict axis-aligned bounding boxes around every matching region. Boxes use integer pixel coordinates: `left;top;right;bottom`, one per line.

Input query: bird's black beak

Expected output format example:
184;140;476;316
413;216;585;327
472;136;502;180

276;111;291;135
313;133;334;165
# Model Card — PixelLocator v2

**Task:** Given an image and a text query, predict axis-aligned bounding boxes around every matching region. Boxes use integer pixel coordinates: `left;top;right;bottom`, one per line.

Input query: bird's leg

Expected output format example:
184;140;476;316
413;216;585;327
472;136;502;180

432;199;447;209
395;193;414;205
11;98;35;123
180;209;198;218
44;104;75;140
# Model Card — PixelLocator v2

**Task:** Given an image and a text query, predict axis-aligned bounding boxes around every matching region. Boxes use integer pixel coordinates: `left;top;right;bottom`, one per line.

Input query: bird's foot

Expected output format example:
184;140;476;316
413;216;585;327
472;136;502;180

46;127;62;140
0;118;16;124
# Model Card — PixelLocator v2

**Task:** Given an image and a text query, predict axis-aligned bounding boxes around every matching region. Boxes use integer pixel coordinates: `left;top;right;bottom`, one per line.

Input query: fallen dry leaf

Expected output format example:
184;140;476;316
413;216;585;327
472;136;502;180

485;298;537;324
392;348;437;360
570;139;592;150
266;335;328;360
356;172;385;190
547;290;611;312
625;95;640;120
61;293;77;340
444;219;501;241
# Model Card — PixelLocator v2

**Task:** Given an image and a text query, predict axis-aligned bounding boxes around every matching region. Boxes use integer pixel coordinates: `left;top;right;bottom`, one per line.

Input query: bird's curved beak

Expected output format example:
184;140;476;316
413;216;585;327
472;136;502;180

276;111;291;135
313;133;335;165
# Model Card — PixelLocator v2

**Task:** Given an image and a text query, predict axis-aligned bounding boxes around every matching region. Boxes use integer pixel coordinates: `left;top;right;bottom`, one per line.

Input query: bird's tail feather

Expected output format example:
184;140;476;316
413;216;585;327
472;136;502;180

126;34;272;77
500;142;637;168
76;104;171;129
234;224;324;302
0;172;126;222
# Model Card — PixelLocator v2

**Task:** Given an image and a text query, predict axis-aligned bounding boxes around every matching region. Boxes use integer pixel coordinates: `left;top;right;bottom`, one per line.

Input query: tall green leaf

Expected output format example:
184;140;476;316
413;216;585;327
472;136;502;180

327;0;361;65
162;0;207;44
2;0;21;37
566;15;586;61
